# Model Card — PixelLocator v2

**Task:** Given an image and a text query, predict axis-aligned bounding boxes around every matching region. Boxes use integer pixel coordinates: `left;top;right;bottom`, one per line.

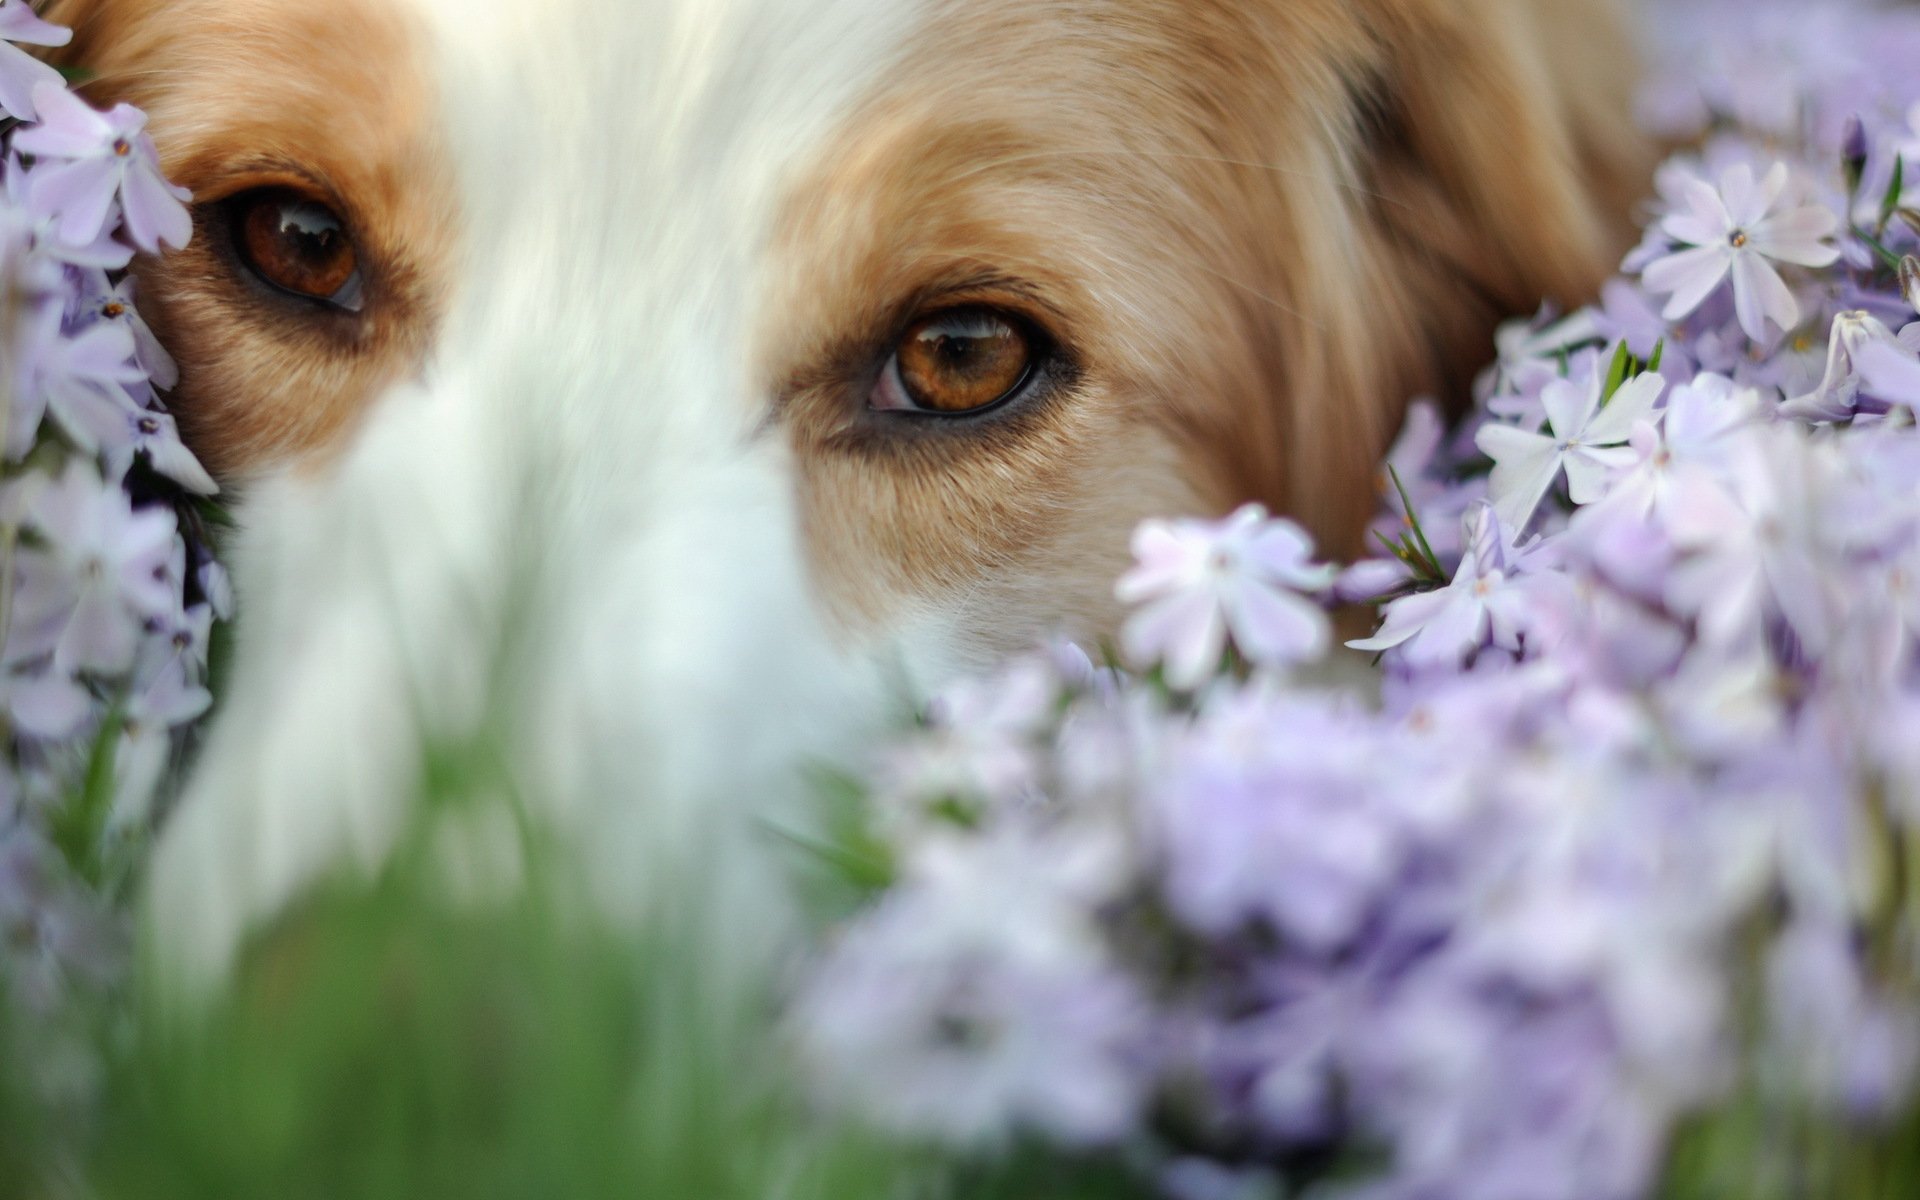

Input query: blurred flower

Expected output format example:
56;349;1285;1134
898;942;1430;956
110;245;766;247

0;0;71;123
1116;505;1333;688
9;316;145;459
7;461;180;675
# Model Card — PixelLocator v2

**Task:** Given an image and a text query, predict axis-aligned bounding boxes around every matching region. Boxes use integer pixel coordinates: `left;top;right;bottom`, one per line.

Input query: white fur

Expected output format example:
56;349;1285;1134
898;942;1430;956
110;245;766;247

146;0;938;988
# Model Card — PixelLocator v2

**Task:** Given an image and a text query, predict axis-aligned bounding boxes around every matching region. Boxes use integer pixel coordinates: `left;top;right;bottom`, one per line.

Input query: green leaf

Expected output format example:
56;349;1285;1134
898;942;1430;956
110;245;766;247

1600;340;1634;404
50;704;126;887
1881;155;1907;234
1855;224;1906;272
1647;338;1665;376
1385;466;1443;581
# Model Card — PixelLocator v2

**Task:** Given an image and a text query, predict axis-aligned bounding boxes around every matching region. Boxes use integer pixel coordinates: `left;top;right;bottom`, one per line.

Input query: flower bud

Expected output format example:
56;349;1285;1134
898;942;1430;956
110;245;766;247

1843;115;1870;195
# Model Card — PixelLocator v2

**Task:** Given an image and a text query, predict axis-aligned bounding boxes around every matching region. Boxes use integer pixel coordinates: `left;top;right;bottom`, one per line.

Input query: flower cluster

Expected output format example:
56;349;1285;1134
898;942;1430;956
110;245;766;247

0;2;220;1098
794;1;1920;1195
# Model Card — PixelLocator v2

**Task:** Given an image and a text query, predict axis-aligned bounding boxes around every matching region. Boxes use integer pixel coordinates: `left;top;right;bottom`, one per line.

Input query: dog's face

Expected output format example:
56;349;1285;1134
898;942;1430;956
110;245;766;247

42;0;1647;974
52;0;1644;662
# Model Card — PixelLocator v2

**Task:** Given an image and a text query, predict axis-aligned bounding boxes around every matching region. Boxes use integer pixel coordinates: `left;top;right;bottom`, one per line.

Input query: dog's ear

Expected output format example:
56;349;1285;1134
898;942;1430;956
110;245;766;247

1228;0;1650;555
1354;0;1650;383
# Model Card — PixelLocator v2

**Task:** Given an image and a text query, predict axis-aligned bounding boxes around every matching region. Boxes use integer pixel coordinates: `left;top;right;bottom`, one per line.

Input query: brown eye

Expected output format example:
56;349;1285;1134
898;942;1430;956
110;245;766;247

231;188;363;310
876;307;1039;415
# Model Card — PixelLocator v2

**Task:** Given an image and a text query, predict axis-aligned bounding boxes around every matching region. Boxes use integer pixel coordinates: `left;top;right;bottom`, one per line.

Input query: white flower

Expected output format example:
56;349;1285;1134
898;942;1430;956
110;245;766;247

1348;504;1567;669
1642;162;1840;344
6;461;179;676
1598;374;1760;524
1116;505;1334;688
1475;357;1665;534
1781;311;1919;422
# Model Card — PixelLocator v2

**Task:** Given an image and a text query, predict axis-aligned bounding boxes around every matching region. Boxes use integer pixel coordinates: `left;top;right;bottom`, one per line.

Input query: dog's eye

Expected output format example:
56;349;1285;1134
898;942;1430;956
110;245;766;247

872;308;1039;415
230;189;363;311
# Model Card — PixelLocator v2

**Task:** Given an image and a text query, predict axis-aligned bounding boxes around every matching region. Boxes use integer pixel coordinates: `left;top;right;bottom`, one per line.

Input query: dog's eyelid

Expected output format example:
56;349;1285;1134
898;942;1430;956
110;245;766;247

194;164;363;233
896;275;1068;339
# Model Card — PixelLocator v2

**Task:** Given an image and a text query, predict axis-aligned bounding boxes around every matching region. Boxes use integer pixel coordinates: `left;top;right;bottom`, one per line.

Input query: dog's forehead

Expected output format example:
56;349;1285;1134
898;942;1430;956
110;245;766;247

397;0;932;216
384;0;938;410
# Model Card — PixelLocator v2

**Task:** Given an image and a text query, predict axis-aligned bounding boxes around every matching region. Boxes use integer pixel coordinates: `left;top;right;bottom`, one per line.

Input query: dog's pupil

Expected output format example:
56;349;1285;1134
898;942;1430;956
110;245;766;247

281;210;340;260
937;335;986;374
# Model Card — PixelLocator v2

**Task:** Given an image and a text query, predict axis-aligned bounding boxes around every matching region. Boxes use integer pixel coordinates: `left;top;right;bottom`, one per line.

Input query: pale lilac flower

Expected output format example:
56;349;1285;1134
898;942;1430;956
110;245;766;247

14;83;191;252
0;155;133;273
196;555;236;622
8;314;145;459
1594;374;1758;525
1156;690;1401;950
875;658;1060;818
2;666;92;741
1665;426;1846;653
1643;162;1840;343
1349;504;1566;669
1857;338;1920;411
1594;279;1696;381
6;461;180;675
1475;356;1665;533
0;0;71;123
1482;307;1601;397
1780;311;1916;421
77;274;178;389
104;406;218;495
796;826;1145;1147
1116;505;1333;688
1768;919;1920;1120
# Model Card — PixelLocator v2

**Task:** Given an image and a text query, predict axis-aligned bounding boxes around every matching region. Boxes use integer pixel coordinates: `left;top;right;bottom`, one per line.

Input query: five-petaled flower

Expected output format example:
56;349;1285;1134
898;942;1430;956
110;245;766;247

1116;504;1334;689
1475;352;1666;535
14;82;191;253
1642;161;1840;344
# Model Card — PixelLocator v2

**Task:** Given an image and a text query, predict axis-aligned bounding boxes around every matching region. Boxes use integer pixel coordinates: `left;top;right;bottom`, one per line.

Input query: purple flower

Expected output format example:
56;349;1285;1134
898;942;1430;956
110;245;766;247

77;273;179;389
1475;354;1665;533
0;155;134;273
1643;161;1840;344
1593;374;1758;525
7;461;180;675
1155;689;1401;951
2;665;92;741
1780;311;1918;422
0;0;71;123
9;311;146;459
1116;505;1334;687
14;83;191;253
1856;337;1920;412
794;826;1146;1147
104;405;218;496
1665;427;1846;652
1349;504;1567;669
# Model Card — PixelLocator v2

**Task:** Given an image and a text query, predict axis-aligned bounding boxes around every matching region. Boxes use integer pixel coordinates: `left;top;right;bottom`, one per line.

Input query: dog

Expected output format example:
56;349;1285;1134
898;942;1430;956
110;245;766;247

43;0;1648;982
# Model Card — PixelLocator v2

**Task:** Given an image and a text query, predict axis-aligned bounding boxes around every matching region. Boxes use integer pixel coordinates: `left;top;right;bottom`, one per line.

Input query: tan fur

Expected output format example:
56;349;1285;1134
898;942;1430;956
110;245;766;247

44;0;1648;650
767;0;1648;643
43;0;456;480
